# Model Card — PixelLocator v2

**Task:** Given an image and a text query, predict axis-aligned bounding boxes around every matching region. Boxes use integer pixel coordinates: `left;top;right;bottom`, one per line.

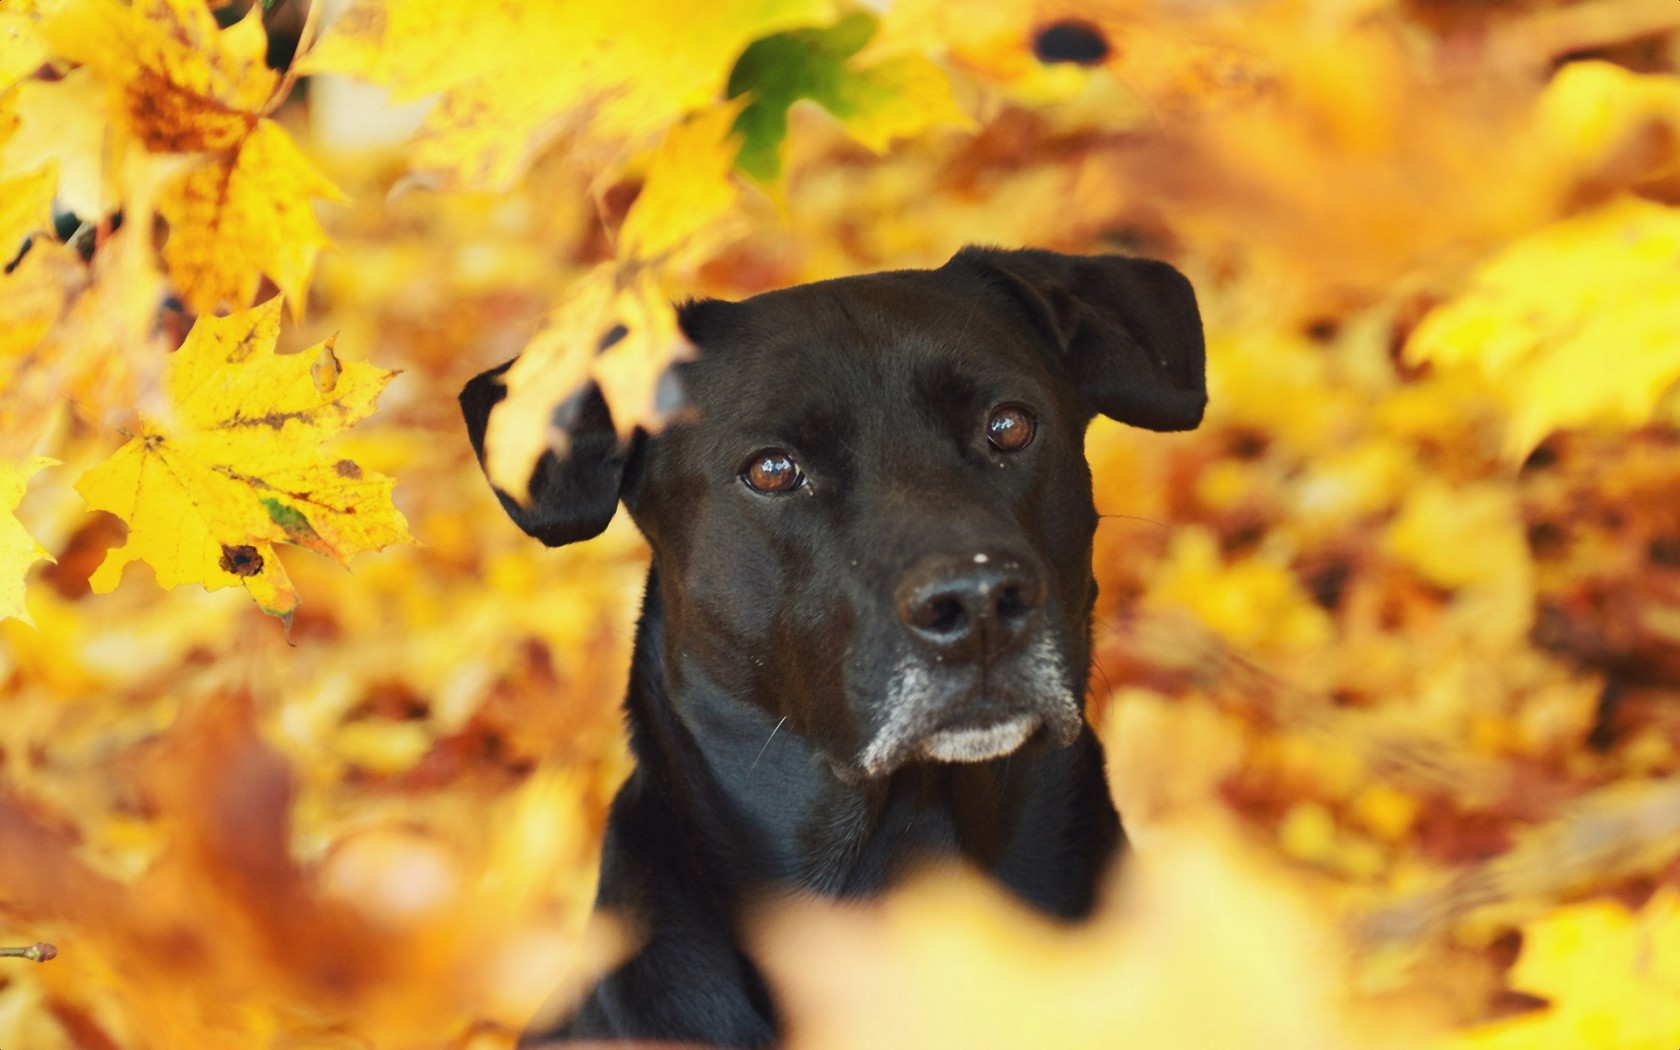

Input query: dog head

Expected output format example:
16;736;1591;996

462;247;1204;781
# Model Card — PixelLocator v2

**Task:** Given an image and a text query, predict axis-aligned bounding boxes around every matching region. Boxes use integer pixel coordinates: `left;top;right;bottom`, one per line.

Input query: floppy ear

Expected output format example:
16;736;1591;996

459;360;627;547
947;246;1207;432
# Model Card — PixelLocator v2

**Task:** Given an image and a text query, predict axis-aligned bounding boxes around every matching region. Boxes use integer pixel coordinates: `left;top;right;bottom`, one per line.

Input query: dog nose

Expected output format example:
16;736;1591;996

897;554;1044;662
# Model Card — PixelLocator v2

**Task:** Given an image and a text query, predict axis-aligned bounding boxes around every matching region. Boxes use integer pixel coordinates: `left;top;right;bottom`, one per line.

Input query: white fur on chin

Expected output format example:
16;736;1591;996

916;714;1039;763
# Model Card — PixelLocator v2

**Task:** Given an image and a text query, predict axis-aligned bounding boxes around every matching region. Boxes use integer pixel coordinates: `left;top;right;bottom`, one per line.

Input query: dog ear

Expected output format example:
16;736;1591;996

947;246;1207;432
459;360;627;547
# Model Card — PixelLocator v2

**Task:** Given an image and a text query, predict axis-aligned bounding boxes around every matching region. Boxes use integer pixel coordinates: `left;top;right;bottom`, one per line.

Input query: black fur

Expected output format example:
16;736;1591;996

458;363;630;547
460;246;1207;1048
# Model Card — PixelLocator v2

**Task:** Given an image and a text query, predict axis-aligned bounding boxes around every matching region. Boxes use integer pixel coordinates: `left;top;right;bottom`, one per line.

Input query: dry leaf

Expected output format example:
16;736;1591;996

0;457;56;625
0;69;117;220
481;105;753;500
43;0;342;311
483;264;686;499
0;160;55;253
305;0;836;189
76;299;413;622
1407;196;1680;457
1440;890;1680;1050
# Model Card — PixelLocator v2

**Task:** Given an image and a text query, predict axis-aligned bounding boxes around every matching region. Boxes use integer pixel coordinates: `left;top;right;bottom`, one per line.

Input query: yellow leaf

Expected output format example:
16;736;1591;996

0;457;56;626
870;0;1095;104
832;53;974;153
45;0;276;153
1406;196;1680;457
1385;481;1528;592
0;70;115;220
483;265;687;499
2;228;161;448
755;831;1389;1050
1443;890;1680;1050
304;0;834;189
1539;61;1680;184
0;0;55;90
76;299;414;621
483;108;750;501
0;161;55;264
726;13;971;181
158;119;343;313
1384;479;1534;643
42;0;341;311
0;239;80;368
330;721;435;775
1146;528;1333;649
616;104;747;267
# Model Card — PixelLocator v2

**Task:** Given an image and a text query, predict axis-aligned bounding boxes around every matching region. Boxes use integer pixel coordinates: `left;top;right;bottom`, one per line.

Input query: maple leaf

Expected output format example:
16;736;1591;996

2;227;162;457
76;299;413;622
41;0;342;312
1384;480;1534;645
0;69;116;221
0;0;54;91
1444;891;1680;1050
0;104;56;265
616;103;750;268
303;0;834;189
158;119;343;313
1406;196;1680;457
755;832;1371;1050
0;458;56;626
0;237;79;366
1146;528;1333;650
1538;61;1680;190
726;12;972;182
481;105;747;499
482;264;688;501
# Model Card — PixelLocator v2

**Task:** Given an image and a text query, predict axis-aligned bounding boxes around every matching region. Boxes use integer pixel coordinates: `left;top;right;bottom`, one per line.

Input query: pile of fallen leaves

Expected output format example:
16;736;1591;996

3;0;1679;1046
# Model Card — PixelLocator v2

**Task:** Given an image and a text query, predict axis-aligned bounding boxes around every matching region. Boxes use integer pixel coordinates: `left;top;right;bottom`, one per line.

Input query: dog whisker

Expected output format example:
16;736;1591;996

749;715;789;775
1095;511;1171;530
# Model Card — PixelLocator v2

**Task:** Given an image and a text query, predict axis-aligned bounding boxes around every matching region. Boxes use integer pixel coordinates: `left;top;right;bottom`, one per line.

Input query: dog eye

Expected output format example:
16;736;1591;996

985;404;1036;452
742;449;806;495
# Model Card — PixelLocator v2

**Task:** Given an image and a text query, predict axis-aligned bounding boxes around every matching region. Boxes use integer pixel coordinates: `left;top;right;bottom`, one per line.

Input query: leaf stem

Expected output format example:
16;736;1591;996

0;943;58;963
268;0;327;115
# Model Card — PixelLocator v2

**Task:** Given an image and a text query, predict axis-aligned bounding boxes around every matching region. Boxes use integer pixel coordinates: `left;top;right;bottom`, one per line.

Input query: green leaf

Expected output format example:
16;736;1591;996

727;12;969;181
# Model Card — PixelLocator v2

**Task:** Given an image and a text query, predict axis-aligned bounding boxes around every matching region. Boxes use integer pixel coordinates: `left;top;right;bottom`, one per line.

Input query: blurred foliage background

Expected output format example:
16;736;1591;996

3;0;1680;1046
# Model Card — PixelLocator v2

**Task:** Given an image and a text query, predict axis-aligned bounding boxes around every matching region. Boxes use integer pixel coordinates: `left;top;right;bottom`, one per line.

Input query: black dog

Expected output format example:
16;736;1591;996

460;247;1206;1047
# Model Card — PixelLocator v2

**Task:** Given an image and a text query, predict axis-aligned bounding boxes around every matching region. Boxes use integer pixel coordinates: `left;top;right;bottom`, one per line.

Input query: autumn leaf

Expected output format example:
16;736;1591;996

482;264;687;500
868;0;1102;104
304;0;835;190
1;227;163;455
1146;528;1333;650
0;457;56;626
1442;890;1680;1050
76;299;413;622
726;11;972;182
0;159;53;268
44;0;276;152
482;105;748;500
616;103;749;267
1406;196;1680;457
754;832;1380;1050
0;69;116;221
158;119;343;313
0;110;56;264
41;0;342;311
0;0;53;90
0;237;79;366
1384;480;1534;645
1538;61;1680;189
